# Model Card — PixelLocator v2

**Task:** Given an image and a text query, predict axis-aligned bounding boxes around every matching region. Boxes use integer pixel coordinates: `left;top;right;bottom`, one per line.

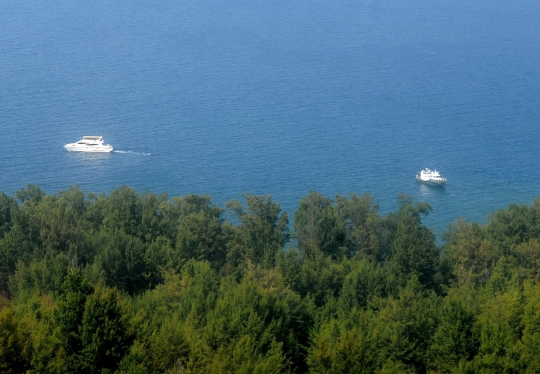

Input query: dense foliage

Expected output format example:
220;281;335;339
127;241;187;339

2;184;540;373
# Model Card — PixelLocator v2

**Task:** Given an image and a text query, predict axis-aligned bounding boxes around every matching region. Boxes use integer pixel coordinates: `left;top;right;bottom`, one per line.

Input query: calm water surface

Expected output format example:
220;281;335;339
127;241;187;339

1;0;539;239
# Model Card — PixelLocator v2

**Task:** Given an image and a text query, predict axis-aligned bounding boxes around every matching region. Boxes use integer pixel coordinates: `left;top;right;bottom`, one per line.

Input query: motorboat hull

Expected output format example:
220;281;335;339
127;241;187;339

416;177;446;186
64;144;114;153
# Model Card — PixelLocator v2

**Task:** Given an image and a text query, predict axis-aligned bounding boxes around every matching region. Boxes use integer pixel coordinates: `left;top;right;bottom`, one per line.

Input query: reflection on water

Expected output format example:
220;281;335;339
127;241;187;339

64;152;113;171
67;152;113;161
417;182;446;199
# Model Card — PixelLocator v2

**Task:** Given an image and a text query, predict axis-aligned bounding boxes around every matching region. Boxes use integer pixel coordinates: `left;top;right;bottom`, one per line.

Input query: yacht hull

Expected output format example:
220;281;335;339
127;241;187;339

64;144;114;153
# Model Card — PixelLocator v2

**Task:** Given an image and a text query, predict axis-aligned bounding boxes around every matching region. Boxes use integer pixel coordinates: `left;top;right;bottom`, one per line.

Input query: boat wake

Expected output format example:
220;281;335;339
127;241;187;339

113;150;152;156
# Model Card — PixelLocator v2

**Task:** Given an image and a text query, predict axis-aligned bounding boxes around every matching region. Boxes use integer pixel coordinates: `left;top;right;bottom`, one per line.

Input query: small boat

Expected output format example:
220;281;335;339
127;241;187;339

64;136;114;153
416;168;447;186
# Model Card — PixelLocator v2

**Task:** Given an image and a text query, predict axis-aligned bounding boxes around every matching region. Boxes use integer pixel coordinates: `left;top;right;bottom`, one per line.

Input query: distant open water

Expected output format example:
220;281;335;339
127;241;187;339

1;0;539;240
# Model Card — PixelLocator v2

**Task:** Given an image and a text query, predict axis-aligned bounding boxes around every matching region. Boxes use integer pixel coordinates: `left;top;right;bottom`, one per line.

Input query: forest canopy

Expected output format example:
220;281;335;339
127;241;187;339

2;184;540;373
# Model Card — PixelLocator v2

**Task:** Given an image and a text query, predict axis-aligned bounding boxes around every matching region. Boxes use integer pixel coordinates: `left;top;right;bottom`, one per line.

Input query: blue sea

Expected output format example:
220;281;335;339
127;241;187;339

1;0;539;240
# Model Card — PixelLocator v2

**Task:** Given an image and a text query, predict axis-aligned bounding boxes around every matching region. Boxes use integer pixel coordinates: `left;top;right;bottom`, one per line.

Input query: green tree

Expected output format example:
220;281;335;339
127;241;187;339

308;310;380;374
374;278;439;372
203;274;306;373
336;193;387;261
428;299;479;372
0;199;42;290
147;316;190;373
0;193;18;290
337;258;393;312
144;236;178;287
470;270;524;373
0;308;30;373
442;218;494;285
0;192;17;238
97;229;148;295
388;195;440;291
139;192;168;242
15;184;45;205
159;193;224;245
52;268;94;372
294;191;347;261
208;335;287;374
290;249;347;307
9;253;70;300
510;238;540;281
100;185;142;237
518;282;540;373
177;210;226;270
486;203;538;257
80;287;130;373
226;193;289;268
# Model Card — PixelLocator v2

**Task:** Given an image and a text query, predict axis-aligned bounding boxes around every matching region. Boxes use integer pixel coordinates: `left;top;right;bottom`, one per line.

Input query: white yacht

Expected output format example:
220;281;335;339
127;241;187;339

416;168;447;186
64;136;114;153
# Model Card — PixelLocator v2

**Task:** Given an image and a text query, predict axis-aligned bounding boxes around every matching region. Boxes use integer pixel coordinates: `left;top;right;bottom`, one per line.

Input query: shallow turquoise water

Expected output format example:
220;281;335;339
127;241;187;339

1;0;539;239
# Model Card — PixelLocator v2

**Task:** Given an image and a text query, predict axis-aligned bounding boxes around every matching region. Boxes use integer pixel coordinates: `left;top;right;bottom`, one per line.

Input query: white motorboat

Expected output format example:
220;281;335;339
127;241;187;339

416;168;447;186
64;136;114;153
